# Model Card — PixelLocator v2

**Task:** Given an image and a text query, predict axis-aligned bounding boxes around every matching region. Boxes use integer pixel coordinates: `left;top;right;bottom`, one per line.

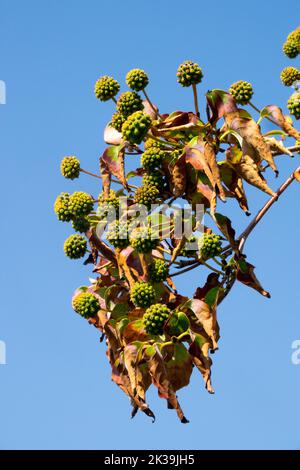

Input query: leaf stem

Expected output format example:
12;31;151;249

249;101;278;126
142;89;163;120
80;168;102;179
192;84;200;118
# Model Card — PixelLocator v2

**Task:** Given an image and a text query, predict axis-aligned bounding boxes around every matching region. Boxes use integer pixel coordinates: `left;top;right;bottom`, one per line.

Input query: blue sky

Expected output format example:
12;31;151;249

0;0;300;450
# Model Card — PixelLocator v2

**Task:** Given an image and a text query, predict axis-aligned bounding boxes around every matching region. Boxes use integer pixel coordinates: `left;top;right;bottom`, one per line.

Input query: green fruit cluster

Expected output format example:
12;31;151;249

144;138;166;150
283;29;300;58
111;112;126;132
287;92;300;119
106;221;129;248
129;226;159;253
143;304;171;335
72;292;99;318
64;234;87;259
117;91;143;118
134;184;159;208
280;67;300;86
199;233;222;259
126;69;149;91
94;76;120;101
142;172;164;188
98;190;120;219
229;80;253;105
121;111;152;144
180;236;198;258
60;156;80;180
177;60;203;87
149;258;169;282
141;147;165;171
69;192;94;218
54;192;72;222
71;217;90;233
130;282;156;308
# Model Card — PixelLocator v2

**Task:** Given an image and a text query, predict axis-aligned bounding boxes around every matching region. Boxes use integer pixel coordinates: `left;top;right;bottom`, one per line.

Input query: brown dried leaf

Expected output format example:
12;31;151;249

236;258;271;298
262;105;300;141
190;299;219;351
165;344;193;392
204;141;226;201
219;161;250;215
189;333;214;394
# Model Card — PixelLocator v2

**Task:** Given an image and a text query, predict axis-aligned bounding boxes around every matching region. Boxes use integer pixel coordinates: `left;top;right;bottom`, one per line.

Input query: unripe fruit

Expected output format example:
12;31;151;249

149;258;169;282
133;184;160;208
141;147;165;171
129;226;159;253
287;92;300;119
177;61;203;87
121;111;152;145
111;112;126;132
64;234;87;259
283;40;299;58
117;91;143;118
126;69;149;91
71;217;90;233
199;233;222;259
287;29;300;45
143;304;171;335
69;192;94;218
60;156;80;179
54;192;72;222
94;76;120;101
98;190;120;219
280;67;300;86
144;138;166;150
106;221;129;248
130;282;156;308
229;80;253;105
72;292;99;318
142;172;164;188
180;236;199;258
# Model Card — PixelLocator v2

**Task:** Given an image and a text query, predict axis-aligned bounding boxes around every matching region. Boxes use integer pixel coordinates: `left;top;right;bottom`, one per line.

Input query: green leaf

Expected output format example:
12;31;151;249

111;302;129;320
205;286;221;309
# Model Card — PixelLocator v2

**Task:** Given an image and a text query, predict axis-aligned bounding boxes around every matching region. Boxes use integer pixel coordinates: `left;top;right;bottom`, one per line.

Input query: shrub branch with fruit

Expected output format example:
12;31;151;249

55;27;300;422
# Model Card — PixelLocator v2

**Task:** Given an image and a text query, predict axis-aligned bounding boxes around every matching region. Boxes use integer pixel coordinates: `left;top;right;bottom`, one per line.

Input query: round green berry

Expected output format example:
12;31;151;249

106;221;129;249
287;92;300;120
72;292;99;318
54;192;72;222
177;60;203;87
94;76;120;101
149;259;169;282
71;217;90;233
199;233;222;260
141;147;165;171
121;111;152;145
117;91;143;118
134;184;160;208
143;304;171;335
111;112;126;132
180;236;199;258
283;40;299;58
144;138;166;150
142;172;164;188
60;156;80;180
287;29;300;45
69;192;94;218
229;80;253;105
130;282;156;308
126;68;149;91
64;234;87;259
129;226;159;253
280;67;300;86
97;190;120;219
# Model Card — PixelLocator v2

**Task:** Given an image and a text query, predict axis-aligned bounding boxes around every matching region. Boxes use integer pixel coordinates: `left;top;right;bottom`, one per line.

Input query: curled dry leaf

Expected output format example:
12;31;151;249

236;258;271;298
262;105;300;141
189;299;219;351
104;124;123;145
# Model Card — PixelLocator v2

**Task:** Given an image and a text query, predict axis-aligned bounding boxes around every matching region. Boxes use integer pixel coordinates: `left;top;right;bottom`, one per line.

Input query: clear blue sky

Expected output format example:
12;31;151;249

1;0;300;450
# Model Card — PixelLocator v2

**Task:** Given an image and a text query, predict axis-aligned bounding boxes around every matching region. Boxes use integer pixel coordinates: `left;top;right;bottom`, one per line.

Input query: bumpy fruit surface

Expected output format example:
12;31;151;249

121;111;152;145
94;76;120;101
287;29;300;45
64;234;87;259
111;112;126;132
129;226;159;253
130;282;156;308
71;217;90;233
177;60;203;87
229;80;253;105
106;221;129;248
117;91;143;118
280;67;300;86
144;138;166;150
54;192;72;222
134;184;159;208
72;292;99;318
60;156;80;179
98;190;120;219
180;236;199;258
142;172;164;188
283;40;299;58
126;69;149;91
199;233;222;259
287;92;300;119
143;304;171;335
149;258;169;282
141;147;165;171
69;192;94;218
